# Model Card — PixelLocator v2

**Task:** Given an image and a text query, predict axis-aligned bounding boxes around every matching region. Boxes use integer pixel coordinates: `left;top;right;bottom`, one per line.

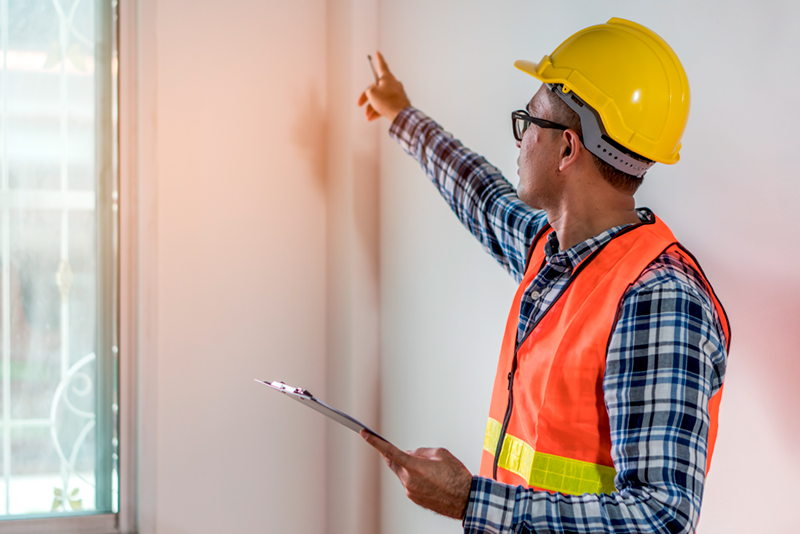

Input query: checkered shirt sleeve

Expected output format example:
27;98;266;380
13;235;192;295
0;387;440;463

389;107;729;534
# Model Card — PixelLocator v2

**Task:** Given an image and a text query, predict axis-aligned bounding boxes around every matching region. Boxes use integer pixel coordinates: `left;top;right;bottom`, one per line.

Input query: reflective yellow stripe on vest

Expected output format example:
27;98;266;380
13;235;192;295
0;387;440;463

484;418;616;495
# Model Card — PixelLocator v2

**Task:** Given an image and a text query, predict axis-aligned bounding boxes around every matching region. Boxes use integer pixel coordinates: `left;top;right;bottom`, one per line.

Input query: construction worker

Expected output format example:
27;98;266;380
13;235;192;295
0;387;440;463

358;19;730;534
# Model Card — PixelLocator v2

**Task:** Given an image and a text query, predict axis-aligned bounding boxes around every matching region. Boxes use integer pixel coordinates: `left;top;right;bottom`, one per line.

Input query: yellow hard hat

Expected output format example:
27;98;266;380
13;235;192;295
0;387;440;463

515;18;690;176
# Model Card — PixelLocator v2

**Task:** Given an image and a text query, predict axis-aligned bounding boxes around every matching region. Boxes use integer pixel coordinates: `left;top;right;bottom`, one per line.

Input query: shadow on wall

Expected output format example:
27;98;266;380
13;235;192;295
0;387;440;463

291;85;327;193
353;146;380;282
714;265;800;453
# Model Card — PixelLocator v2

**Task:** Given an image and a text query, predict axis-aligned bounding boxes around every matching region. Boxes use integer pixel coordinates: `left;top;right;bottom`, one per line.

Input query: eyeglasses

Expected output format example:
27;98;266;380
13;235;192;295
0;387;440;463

511;110;569;142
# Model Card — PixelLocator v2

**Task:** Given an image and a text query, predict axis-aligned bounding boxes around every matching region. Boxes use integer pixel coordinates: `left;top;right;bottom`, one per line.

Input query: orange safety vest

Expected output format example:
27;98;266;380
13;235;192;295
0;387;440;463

478;214;730;495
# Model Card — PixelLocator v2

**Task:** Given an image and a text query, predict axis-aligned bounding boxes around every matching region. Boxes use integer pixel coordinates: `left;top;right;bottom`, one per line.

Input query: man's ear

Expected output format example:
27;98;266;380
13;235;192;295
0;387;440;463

558;129;581;171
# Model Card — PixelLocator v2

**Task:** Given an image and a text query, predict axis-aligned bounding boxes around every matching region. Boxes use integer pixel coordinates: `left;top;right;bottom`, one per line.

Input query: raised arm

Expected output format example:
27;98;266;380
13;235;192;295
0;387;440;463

358;52;546;281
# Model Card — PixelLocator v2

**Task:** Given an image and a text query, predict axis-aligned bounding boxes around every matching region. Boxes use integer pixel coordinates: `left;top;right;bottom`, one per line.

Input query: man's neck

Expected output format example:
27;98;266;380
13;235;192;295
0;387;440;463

546;201;641;252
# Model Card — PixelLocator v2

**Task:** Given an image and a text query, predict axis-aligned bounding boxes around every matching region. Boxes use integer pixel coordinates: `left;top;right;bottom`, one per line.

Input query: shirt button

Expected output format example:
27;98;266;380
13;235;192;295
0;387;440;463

530;290;541;300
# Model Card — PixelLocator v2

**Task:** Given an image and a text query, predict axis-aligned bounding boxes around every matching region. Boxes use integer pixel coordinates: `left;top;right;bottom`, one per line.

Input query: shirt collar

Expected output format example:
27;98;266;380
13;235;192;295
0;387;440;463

544;208;653;269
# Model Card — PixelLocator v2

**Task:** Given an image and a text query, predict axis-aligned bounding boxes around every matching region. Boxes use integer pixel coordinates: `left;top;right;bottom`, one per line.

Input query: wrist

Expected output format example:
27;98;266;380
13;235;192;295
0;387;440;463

461;476;480;524
388;105;412;125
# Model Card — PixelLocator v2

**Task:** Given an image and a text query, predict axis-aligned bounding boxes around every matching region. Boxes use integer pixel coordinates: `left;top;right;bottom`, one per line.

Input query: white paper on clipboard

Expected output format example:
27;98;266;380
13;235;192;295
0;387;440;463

255;379;391;445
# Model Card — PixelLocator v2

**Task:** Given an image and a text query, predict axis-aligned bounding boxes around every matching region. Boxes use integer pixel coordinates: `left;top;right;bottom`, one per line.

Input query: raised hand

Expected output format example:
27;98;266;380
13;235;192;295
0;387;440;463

357;51;412;122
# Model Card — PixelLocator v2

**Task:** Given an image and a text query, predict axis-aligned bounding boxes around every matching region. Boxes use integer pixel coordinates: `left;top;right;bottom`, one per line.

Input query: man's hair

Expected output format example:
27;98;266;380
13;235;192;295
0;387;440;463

542;89;643;195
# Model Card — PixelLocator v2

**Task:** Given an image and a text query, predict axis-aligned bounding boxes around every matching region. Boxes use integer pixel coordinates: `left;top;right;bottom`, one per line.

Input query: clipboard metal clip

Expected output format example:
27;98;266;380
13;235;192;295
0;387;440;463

265;380;313;398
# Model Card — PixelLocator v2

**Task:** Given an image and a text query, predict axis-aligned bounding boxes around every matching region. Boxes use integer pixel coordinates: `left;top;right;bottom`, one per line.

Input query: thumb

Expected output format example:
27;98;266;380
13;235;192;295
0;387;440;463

361;430;412;466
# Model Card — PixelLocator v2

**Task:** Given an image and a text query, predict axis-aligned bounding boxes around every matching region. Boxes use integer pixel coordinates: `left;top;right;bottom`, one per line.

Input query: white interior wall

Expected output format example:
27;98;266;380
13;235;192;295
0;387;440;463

134;0;800;532
378;1;800;533
150;1;328;532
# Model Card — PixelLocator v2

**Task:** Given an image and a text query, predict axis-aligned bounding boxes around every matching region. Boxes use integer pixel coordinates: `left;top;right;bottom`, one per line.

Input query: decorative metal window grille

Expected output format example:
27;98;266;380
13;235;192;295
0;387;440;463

0;0;117;520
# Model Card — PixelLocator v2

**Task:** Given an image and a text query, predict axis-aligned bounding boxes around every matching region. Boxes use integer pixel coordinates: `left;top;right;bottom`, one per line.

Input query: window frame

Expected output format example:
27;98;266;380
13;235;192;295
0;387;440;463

0;0;147;531
0;513;117;534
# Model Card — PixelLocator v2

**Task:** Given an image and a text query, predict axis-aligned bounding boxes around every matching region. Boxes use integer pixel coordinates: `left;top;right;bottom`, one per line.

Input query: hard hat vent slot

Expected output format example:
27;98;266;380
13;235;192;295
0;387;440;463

548;83;654;178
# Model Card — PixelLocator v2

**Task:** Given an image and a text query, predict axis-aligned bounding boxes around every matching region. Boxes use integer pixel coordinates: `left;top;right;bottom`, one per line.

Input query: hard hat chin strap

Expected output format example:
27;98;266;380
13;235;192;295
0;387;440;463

547;84;654;178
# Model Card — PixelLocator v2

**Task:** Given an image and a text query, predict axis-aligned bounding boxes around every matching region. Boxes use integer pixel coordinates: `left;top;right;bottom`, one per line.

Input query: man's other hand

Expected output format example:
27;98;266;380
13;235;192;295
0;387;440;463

357;51;411;123
360;429;473;520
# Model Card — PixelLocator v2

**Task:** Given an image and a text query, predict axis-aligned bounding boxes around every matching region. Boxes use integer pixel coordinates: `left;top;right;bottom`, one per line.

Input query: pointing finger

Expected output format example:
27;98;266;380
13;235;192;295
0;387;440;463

374;51;391;78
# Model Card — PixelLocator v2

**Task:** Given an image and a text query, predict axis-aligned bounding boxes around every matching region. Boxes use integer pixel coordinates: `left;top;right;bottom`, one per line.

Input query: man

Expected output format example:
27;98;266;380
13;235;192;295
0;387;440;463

357;18;730;534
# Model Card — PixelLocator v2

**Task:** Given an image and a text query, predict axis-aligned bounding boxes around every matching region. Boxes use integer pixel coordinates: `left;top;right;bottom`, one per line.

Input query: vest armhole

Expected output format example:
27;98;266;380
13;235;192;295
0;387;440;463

603;243;731;358
602;241;679;360
671;244;732;353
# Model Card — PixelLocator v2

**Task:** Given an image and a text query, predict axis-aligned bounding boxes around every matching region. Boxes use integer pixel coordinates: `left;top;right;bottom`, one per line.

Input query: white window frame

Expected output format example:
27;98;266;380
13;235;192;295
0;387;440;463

0;0;158;532
119;0;159;532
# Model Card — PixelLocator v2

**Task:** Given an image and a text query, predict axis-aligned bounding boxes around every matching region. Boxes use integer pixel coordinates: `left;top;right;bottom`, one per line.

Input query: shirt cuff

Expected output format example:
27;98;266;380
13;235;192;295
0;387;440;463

462;476;518;534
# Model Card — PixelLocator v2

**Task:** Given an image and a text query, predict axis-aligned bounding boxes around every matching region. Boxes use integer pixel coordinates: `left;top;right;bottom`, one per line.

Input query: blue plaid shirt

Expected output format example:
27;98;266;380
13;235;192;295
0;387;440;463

389;108;728;534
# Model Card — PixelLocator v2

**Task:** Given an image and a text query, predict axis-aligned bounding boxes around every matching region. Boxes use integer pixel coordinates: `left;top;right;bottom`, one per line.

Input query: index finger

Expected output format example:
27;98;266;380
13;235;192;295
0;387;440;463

361;429;412;466
374;51;391;78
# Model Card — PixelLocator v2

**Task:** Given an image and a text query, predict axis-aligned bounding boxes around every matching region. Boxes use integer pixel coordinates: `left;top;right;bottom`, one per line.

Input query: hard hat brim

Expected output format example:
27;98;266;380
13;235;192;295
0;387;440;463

514;59;543;79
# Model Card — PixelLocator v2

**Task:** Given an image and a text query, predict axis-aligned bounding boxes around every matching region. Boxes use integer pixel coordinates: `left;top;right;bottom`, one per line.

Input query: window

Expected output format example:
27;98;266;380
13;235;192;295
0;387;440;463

0;0;118;529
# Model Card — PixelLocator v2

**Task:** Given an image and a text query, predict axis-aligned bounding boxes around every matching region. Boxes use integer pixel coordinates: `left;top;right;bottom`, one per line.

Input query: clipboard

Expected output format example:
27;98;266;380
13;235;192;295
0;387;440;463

255;379;391;445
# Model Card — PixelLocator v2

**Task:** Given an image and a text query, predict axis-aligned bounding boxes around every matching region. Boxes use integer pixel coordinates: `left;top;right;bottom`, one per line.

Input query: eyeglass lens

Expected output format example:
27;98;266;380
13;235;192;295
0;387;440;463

513;113;533;142
514;117;528;141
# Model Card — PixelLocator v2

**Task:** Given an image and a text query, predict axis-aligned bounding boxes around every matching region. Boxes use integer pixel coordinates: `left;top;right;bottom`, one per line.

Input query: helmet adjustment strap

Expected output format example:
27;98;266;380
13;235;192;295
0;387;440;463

547;84;654;178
